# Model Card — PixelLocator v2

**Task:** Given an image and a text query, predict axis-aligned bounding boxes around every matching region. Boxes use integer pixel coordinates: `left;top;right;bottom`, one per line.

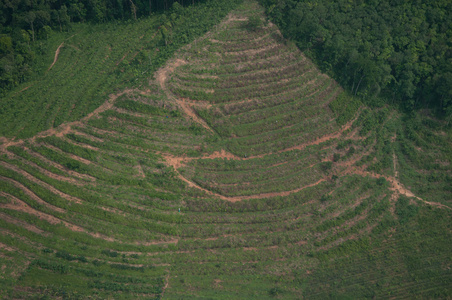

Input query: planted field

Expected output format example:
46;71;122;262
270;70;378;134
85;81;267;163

0;0;451;299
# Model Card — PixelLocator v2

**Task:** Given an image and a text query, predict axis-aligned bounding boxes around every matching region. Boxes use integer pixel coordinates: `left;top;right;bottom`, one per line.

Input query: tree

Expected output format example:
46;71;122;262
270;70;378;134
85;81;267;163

24;12;36;42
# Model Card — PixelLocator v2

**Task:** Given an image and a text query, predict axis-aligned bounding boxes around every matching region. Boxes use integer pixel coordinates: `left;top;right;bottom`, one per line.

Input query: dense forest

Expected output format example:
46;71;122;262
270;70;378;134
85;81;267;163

0;0;204;95
259;0;452;117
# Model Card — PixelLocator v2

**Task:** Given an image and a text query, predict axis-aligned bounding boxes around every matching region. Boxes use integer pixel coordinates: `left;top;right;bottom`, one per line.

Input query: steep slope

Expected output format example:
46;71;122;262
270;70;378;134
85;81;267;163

0;0;450;299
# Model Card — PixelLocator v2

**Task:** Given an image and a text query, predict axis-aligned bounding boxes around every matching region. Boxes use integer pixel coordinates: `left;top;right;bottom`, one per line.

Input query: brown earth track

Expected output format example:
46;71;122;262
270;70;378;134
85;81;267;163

70;129;104;143
156;58;215;133
275;115;356;154
3;149;82;185
318;222;380;251
160;113;450;210
0;211;48;235
139;239;179;246
61;135;100;151
0;161;83;205
0;192;158;244
0;175;66;213
0;191;62;225
116;51;129;66
47;42;64;71
175;99;214;133
0;191;120;242
21;147;96;182
223;42;280;56
0;241;17;252
161;270;171;299
112;107;153;119
164;158;328;202
156;59;187;89
346;167;451;211
43;144;92;166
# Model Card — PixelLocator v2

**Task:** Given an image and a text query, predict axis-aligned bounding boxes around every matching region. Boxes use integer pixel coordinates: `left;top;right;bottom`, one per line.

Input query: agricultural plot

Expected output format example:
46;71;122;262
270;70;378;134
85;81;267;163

0;0;451;299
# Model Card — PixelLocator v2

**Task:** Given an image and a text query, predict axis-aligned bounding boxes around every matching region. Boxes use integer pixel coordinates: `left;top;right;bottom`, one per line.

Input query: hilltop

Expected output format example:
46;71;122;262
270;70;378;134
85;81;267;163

0;0;451;299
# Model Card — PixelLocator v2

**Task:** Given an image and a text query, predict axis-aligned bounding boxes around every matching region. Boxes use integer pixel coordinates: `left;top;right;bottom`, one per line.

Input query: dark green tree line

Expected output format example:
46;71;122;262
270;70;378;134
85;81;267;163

259;0;452;117
0;0;207;95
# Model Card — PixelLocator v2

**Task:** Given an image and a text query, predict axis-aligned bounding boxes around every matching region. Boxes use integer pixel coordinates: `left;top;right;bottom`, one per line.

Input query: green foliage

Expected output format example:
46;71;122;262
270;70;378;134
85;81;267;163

31;259;69;274
0;1;450;299
261;0;452;115
101;249;119;258
246;16;264;31
396;196;419;224
329;92;361;126
0;0;244;138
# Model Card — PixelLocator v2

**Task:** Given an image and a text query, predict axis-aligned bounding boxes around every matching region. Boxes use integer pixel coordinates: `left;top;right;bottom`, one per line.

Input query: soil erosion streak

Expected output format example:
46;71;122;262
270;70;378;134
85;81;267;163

48;42;64;71
156;59;214;133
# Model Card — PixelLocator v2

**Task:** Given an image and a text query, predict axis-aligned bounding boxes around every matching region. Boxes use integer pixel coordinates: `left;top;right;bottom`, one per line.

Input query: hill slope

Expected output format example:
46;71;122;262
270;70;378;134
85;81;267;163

0;0;451;299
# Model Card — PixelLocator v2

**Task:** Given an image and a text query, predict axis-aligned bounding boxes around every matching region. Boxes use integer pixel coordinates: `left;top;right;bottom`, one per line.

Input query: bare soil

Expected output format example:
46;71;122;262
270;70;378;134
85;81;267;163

0;175;66;214
47;42;64;71
175;99;214;133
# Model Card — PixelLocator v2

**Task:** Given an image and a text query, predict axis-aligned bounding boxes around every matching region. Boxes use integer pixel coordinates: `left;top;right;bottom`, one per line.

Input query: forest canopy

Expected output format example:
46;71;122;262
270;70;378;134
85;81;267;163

0;0;205;95
259;0;452;116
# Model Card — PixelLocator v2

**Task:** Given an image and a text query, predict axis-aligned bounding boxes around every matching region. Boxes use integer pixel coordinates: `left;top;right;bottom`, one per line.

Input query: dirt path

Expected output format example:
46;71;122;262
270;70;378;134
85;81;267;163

156;59;215;133
0;175;66;213
175;99;214;133
4;151;82;185
0;161;84;205
0;211;48;235
278;117;356;154
156;59;187;89
23;147;96;182
346;167;451;211
48;42;64;71
161;270;171;299
0;88;144;157
162;152;328;202
161;136;451;209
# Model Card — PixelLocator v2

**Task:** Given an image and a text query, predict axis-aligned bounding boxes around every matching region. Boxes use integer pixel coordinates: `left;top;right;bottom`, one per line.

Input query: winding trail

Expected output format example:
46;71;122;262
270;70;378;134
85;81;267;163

156;59;215;133
162;150;329;202
161;131;451;209
48;42;64;71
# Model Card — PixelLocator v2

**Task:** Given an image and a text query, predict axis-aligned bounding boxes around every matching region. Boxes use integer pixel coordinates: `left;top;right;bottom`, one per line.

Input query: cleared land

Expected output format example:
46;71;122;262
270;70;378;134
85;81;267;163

0;1;451;299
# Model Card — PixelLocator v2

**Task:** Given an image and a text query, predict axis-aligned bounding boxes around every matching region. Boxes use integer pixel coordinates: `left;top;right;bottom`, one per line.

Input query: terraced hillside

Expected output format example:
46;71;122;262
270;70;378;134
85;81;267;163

0;0;451;299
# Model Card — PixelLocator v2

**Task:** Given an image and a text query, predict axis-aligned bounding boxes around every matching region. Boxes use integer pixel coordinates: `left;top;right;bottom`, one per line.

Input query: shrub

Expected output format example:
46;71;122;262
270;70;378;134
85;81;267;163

333;153;341;162
246;16;263;31
101;249;119;257
376;177;386;186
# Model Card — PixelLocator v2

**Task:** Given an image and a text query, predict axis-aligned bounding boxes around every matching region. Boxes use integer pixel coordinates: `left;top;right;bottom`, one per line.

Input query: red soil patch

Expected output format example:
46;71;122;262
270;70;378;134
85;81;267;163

203;149;240;160
156;59;187;89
